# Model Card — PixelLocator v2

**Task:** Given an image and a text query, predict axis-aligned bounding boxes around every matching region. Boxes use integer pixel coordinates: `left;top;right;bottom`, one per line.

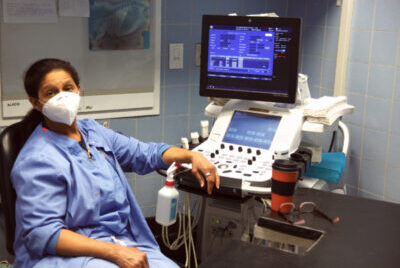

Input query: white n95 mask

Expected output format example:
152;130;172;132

41;92;80;126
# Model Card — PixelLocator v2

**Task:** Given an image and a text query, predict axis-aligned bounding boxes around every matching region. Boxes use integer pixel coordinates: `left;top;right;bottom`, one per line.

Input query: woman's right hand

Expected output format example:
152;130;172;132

111;244;149;268
55;229;149;267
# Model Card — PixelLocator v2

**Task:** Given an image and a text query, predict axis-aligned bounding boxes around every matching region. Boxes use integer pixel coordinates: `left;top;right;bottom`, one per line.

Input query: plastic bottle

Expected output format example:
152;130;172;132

156;163;180;226
181;137;189;149
200;120;209;142
189;132;200;150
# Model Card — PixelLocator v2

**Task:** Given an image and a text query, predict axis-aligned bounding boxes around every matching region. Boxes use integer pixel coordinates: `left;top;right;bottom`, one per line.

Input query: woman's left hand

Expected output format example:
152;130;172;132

190;151;220;194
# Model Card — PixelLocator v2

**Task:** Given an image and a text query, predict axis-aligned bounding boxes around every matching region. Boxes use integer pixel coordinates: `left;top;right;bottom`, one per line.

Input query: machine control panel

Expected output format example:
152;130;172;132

193;139;273;182
178;100;303;197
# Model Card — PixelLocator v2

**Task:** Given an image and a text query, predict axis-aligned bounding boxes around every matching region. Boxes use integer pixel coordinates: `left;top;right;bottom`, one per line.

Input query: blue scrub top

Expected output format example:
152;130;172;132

11;119;176;267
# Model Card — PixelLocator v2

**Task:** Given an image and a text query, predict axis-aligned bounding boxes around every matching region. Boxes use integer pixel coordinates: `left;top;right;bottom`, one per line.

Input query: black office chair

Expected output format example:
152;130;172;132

0;119;38;256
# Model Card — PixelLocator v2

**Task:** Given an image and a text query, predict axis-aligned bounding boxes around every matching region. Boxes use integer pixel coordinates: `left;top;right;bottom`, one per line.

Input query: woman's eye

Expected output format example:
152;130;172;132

46;91;55;96
65;86;74;91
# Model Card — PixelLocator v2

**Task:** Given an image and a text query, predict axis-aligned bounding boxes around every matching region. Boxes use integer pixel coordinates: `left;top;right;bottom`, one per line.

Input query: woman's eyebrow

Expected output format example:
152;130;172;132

63;81;74;86
41;78;74;89
40;84;56;91
62;79;75;85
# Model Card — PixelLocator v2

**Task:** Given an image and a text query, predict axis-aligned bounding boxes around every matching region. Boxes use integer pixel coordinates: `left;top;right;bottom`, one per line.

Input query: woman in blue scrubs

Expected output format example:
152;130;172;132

11;58;219;267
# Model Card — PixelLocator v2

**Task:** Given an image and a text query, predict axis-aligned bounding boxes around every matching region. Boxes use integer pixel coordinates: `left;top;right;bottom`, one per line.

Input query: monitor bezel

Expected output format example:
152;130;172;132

200;15;301;104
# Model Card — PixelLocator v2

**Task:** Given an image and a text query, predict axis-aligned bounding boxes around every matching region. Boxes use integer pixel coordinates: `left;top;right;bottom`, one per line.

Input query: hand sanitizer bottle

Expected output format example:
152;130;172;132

156;163;180;226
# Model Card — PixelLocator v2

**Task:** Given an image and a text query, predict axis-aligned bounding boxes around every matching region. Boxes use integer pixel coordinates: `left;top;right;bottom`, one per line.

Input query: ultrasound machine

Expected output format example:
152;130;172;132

176;15;302;198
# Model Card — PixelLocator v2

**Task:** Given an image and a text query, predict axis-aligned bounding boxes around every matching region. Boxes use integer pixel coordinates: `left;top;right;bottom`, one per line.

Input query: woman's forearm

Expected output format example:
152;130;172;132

56;229;149;267
161;147;194;165
56;229;118;262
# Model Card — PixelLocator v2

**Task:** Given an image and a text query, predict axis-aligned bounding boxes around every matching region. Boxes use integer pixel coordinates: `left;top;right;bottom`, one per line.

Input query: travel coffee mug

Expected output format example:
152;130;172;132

295;147;313;169
271;159;299;213
290;152;307;178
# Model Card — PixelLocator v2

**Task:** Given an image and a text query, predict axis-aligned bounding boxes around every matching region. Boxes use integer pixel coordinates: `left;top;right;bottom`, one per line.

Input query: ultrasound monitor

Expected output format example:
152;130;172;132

200;15;301;104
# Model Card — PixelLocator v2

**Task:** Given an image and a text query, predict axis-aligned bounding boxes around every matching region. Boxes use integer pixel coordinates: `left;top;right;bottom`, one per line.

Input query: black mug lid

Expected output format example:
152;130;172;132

294;148;312;166
272;159;299;172
290;152;307;163
296;147;312;157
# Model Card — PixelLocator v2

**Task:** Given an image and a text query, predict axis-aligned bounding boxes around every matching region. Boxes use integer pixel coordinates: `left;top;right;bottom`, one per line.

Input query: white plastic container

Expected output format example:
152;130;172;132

200;120;209;139
155;180;179;226
156;163;180;226
273;144;290;160
190;132;200;145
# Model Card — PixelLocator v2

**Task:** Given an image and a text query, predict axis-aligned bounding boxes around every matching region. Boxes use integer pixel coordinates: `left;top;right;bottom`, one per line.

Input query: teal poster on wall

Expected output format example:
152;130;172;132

89;0;151;50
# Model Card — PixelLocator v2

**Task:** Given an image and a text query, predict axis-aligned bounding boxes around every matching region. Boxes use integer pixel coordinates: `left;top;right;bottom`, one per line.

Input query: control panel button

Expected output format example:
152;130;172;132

229;145;234;151
218;163;229;169
238;146;243;152
210;153;215;158
256;149;261;155
248;159;253;165
215;150;219;155
252;156;256;161
220;143;225;149
247;148;252;154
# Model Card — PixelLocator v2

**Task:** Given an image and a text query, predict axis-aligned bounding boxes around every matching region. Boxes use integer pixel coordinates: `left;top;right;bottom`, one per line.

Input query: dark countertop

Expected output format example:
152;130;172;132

200;188;400;267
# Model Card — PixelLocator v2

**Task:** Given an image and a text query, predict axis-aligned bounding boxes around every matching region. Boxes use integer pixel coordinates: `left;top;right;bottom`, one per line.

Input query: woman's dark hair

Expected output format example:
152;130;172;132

22;58;80;126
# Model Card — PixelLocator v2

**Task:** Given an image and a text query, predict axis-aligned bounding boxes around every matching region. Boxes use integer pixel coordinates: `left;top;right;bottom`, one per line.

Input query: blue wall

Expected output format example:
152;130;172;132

274;0;400;203
342;0;400;202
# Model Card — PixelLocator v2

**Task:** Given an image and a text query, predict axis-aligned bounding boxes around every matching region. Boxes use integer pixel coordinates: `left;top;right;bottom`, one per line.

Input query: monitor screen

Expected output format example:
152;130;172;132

200;15;301;103
223;111;281;150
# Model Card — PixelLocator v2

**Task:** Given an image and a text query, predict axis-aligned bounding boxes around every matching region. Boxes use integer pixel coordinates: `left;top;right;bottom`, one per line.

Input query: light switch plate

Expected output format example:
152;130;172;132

169;43;184;69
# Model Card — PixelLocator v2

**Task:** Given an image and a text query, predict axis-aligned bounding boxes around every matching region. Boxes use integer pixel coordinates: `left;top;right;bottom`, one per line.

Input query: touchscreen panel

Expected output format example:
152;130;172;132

223;110;281;150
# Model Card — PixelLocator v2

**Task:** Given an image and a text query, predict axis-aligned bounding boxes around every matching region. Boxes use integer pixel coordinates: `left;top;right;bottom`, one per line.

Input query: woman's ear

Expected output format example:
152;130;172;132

77;85;81;96
29;97;42;112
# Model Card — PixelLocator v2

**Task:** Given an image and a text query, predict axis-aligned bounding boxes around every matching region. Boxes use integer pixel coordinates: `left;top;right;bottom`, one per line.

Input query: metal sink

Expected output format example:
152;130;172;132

253;216;325;255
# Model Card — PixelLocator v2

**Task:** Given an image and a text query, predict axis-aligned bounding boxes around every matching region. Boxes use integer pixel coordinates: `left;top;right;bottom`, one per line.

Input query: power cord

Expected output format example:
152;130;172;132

328;131;337;152
161;192;202;268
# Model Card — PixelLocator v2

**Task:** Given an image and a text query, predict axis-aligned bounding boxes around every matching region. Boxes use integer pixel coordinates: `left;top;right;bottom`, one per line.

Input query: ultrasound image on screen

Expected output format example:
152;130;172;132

208;27;275;77
223;111;281;150
200;16;300;103
206;25;295;95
